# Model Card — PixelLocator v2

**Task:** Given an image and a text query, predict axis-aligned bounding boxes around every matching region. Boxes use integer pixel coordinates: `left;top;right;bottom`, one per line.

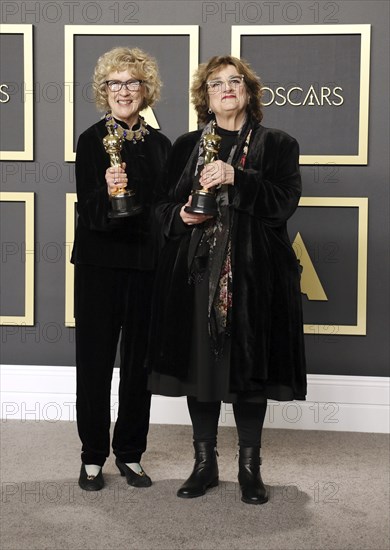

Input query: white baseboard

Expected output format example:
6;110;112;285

1;365;389;433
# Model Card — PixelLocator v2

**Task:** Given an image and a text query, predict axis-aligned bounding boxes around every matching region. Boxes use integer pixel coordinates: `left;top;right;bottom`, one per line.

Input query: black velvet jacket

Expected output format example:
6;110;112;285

148;120;307;400
71;119;171;270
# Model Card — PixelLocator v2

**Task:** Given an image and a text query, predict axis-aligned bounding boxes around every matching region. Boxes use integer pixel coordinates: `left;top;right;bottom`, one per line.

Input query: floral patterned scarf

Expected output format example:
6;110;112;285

189;117;253;354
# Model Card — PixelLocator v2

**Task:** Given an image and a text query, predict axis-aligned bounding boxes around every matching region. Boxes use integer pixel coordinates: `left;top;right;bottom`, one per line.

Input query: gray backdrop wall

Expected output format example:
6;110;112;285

0;0;389;377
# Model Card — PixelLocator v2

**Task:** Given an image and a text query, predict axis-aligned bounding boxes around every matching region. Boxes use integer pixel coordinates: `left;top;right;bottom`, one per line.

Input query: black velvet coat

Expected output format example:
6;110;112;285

148;120;307;401
71;119;171;270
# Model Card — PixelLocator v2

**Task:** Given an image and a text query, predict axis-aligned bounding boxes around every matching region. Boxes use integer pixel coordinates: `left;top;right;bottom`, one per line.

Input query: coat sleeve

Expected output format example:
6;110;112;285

154;134;196;240
232;133;301;226
75;131;118;232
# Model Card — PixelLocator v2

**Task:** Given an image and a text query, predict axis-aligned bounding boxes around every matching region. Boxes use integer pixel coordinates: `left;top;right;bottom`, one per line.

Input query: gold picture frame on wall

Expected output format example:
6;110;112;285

231;25;371;165
64;25;199;162
0;25;34;161
65;193;77;327
0;192;35;325
298;197;368;336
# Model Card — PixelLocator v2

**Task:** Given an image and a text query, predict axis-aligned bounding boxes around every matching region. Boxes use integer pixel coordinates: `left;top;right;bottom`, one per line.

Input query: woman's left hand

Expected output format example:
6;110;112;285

199;160;235;189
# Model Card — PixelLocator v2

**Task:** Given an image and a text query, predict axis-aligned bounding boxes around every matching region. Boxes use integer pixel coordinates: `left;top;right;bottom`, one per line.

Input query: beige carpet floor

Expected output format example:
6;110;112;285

1;421;389;549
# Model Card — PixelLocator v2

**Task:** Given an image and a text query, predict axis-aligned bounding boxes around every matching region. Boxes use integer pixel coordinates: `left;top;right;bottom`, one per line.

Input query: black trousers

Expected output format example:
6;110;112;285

75;264;153;466
187;397;267;447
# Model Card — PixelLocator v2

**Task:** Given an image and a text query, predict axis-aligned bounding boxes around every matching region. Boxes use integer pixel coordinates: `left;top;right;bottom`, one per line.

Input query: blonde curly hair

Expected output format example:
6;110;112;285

92;47;162;112
191;55;263;125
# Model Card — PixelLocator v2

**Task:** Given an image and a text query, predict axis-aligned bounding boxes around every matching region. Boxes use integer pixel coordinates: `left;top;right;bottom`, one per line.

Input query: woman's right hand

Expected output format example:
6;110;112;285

105;162;128;195
179;195;214;226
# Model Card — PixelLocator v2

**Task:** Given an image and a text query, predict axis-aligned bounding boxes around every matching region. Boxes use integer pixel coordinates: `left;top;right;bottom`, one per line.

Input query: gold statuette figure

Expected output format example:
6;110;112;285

185;121;222;216
103;126;142;218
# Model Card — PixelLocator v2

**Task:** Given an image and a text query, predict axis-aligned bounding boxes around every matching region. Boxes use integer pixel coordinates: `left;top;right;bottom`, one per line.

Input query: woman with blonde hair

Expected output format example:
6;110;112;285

72;47;170;491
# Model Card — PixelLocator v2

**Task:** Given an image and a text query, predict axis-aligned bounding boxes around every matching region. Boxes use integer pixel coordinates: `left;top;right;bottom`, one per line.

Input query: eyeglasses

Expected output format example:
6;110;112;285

206;75;245;93
105;79;144;92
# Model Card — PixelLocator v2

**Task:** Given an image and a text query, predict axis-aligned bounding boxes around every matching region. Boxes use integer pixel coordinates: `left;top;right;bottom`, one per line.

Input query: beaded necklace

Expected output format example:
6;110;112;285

105;111;149;144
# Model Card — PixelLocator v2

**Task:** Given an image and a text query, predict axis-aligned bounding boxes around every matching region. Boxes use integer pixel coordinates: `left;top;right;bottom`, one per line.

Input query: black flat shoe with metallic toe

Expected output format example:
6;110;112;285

115;459;152;487
78;464;104;491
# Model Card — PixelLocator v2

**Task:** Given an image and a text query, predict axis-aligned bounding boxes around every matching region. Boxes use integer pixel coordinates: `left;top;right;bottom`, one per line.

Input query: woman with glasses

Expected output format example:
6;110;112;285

71;47;171;491
147;55;306;504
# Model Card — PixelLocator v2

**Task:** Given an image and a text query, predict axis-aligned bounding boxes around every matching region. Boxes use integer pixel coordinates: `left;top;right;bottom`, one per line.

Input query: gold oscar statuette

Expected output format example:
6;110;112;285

184;121;222;216
103;126;142;218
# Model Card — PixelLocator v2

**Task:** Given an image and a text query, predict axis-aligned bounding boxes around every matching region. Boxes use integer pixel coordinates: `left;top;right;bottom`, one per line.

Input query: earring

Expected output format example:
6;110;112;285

208;108;213;114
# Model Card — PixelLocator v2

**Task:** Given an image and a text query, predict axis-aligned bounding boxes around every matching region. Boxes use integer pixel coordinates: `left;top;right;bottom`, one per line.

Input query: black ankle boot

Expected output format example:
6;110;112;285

177;441;219;498
238;446;268;505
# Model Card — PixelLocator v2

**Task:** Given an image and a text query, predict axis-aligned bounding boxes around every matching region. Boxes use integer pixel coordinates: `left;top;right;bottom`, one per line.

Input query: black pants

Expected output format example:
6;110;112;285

75;264;153;466
187;397;267;447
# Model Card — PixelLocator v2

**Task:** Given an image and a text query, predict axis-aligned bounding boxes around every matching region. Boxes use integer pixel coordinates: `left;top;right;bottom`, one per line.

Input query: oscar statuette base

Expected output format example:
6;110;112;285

108;193;142;219
184;190;218;217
